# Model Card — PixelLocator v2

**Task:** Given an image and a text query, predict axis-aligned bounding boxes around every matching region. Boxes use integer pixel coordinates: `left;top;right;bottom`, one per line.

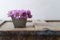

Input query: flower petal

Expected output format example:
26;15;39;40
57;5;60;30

28;15;32;18
26;10;31;15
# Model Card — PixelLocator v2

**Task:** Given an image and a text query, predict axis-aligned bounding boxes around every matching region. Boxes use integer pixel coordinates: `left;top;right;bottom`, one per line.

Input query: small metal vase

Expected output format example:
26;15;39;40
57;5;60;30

11;16;27;28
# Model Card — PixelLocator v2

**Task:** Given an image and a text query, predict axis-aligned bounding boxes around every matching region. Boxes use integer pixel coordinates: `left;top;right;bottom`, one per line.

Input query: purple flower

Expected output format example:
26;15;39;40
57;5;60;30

8;10;17;17
8;10;32;19
28;15;32;18
20;11;28;19
8;10;13;17
13;10;21;19
26;10;32;18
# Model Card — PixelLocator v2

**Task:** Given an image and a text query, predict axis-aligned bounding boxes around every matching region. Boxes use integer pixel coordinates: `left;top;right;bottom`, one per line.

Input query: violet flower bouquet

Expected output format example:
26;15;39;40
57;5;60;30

8;10;32;28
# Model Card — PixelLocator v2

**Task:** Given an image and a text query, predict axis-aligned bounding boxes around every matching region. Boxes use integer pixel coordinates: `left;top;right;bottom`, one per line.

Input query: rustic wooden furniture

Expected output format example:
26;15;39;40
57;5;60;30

0;20;60;40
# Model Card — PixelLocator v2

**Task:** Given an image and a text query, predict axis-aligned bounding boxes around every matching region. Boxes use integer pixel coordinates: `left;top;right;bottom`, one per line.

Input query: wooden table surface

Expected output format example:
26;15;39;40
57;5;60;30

0;20;60;32
0;20;60;40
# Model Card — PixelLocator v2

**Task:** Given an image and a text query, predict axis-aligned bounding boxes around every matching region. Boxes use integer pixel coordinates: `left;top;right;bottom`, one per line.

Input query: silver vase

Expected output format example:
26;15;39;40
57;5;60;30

11;16;27;28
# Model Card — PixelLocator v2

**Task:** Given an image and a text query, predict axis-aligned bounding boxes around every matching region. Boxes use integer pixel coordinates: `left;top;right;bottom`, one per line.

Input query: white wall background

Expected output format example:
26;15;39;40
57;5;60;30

0;0;60;20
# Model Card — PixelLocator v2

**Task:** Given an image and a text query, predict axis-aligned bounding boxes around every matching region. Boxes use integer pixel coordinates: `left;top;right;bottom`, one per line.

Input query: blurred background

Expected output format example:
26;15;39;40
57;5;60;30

0;0;60;20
